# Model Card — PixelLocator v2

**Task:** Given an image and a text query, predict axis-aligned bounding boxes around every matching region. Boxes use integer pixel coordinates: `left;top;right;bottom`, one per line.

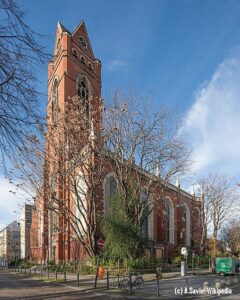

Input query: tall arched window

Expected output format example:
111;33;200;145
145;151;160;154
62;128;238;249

182;204;190;246
140;188;148;239
52;78;58;124
103;173;117;214
165;201;170;241
109;178;117;198
164;197;175;244
76;76;89;121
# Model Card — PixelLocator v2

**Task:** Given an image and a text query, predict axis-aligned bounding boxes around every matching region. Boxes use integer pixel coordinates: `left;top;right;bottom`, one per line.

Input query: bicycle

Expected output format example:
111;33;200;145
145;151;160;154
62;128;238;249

118;274;144;291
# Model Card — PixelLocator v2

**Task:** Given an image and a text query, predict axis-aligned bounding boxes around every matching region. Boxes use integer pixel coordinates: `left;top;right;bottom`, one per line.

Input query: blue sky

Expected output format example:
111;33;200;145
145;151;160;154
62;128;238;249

1;0;240;228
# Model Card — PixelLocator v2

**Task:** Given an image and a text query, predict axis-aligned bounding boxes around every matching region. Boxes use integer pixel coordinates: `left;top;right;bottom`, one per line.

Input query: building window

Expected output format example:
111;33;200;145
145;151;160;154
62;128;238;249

180;205;190;247
88;62;93;71
57;38;61;50
72;48;78;58
164;198;174;244
80;56;86;64
140;188;148;239
164;201;170;241
77;76;89;119
52;78;58;125
77;77;89;102
104;173;117;214
79;36;87;49
109;178;117;198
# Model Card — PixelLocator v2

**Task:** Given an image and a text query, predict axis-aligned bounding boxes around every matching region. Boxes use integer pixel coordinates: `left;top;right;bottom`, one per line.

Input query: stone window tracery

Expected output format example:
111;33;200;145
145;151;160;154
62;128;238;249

79;36;87;49
164;197;175;244
76;76;90;121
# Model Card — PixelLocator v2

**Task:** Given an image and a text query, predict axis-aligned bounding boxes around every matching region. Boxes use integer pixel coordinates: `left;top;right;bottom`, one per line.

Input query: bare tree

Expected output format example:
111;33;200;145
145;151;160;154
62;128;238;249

12;95;106;259
221;219;240;256
198;173;238;256
102;91;192;256
0;0;48;167
13;90;192;260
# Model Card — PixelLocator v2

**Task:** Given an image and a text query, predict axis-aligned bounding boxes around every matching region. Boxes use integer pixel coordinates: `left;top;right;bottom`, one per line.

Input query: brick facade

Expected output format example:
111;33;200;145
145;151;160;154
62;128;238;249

30;21;203;263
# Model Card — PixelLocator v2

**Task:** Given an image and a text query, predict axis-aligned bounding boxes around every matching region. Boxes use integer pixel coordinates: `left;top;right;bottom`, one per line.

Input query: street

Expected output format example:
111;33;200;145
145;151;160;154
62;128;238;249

0;269;240;299
0;270;108;300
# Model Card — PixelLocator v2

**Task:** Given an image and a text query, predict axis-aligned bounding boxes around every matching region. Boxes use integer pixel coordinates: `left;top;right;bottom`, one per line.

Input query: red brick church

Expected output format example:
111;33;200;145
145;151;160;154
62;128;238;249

30;21;203;264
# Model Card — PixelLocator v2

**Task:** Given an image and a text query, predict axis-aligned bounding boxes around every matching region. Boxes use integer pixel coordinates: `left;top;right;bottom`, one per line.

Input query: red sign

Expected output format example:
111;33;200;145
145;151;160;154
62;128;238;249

97;239;105;250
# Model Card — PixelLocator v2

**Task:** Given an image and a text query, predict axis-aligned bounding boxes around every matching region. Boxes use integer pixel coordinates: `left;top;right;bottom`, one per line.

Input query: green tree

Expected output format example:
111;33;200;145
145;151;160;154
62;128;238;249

102;190;149;260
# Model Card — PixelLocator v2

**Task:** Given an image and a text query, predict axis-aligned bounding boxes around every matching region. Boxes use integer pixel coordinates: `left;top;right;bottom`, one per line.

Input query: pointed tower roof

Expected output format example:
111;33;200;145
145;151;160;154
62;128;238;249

71;20;95;58
53;20;96;60
57;21;71;34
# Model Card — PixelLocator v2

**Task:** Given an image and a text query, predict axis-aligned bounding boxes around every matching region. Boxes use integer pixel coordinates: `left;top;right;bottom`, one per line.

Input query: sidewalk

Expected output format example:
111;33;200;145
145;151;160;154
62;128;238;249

4;267;213;299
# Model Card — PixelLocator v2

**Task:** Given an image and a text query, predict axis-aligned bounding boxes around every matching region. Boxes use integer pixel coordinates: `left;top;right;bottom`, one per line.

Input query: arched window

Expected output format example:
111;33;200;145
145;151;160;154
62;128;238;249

76;76;89;120
103;173;117;214
79;36;87;49
109;178;117;198
140;188;148;239
164;197;175;244
165;201;170;241
77;77;89;102
72;48;78;58
88;62;93;71
80;56;86;64
181;204;190;246
57;38;61;50
52;78;58;124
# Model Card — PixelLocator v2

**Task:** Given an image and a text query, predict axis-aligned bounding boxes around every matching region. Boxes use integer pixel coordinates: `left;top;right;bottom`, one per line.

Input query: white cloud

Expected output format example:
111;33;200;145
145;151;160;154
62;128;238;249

0;177;27;229
106;59;128;71
181;53;240;177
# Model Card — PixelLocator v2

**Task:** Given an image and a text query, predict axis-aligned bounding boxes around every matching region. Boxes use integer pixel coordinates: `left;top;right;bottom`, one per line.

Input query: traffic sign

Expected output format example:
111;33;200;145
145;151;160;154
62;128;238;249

97;238;105;250
181;247;188;256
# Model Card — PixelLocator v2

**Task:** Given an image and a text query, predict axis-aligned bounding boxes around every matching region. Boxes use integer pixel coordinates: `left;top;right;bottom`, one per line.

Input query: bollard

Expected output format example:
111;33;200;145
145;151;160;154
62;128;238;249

129;274;132;294
117;274;120;288
226;278;231;286
98;266;104;280
185;277;189;292
233;277;238;283
55;270;58;281
221;279;226;286
181;261;187;276
47;268;49;279
40;268;43;277
203;281;208;294
64;271;66;283
107;271;109;289
215;279;221;289
25;267;26;274
77;272;80;285
156;273;160;296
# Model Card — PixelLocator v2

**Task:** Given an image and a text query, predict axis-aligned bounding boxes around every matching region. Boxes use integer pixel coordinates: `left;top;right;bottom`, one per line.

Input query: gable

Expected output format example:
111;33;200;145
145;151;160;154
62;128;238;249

71;21;95;59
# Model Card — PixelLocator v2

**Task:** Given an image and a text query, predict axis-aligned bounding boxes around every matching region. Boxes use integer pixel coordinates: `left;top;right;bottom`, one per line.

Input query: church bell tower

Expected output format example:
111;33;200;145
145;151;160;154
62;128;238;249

48;20;102;141
46;21;102;263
